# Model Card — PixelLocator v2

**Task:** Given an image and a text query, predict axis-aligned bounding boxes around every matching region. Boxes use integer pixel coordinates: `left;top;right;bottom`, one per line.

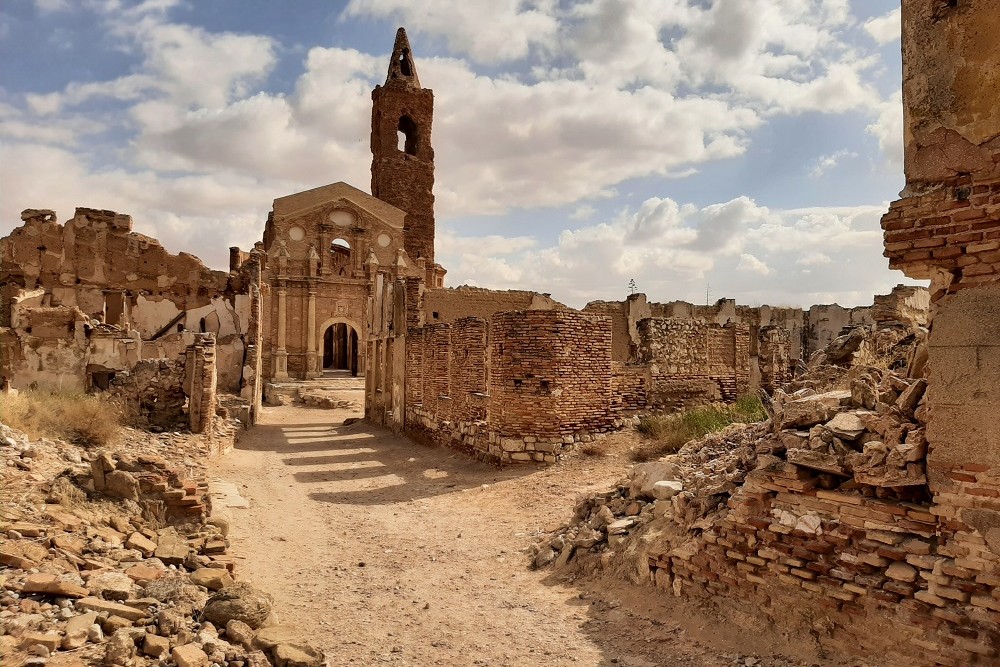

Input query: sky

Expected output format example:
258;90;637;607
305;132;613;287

0;0;916;309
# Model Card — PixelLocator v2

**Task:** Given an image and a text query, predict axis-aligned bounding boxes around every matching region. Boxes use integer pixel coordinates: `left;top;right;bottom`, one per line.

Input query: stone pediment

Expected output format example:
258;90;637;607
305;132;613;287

272;181;405;230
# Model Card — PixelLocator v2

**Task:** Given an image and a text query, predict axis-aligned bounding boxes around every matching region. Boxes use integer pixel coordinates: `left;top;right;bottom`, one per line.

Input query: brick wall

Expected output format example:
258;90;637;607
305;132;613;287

400;310;619;463
882;176;1000;298
186;335;217;435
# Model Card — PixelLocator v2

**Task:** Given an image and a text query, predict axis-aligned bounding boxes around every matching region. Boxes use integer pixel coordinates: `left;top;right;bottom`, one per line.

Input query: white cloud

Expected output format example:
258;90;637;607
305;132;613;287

569;205;596;221
864;8;901;45
809;148;857;178
867;90;904;168
796;252;833;266
737;253;770;275
34;0;70;13
438;198;898;308
343;0;559;63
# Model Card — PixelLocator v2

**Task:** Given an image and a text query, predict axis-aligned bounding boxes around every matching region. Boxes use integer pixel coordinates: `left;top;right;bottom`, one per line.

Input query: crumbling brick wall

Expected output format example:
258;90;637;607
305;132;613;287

186;335;217;435
398;310;616;463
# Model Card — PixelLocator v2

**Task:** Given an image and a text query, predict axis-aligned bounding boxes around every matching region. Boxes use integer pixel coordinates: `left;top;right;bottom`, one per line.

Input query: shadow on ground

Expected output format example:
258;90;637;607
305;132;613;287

236;409;535;506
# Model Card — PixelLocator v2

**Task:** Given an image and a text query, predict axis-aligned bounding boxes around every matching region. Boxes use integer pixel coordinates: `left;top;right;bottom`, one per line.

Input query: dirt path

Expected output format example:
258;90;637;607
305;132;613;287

212;381;822;667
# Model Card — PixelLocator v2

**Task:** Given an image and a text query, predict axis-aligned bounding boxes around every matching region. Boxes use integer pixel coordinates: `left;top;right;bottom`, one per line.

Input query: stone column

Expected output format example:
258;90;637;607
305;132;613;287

274;284;289;380
306;286;318;378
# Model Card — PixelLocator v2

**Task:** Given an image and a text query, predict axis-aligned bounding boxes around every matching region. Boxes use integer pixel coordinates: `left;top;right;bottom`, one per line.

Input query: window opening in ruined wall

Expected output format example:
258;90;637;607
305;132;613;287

397;115;418;155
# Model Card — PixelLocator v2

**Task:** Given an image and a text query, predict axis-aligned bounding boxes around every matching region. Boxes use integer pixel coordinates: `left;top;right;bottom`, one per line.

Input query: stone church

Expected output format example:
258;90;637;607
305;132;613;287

246;28;446;383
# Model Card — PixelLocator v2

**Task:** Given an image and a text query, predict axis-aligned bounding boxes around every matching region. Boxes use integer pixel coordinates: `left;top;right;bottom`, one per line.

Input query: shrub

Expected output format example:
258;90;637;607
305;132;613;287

630;393;766;463
0;390;122;447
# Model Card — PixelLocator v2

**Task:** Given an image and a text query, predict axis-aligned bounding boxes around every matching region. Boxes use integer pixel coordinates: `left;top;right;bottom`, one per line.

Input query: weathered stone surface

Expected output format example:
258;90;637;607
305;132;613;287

104;629;136;666
823;412;866;440
273;643;325;667
154;530;190;564
21;631;61;653
125;564;165;583
62;612;99;649
628;461;680;500
779;390;851;429
650;480;684;500
125;531;157;555
172;643;209;667
253;625;301;650
76;596;147;621
21;573;89;598
786;448;849;476
225;619;256;649
142;632;171;658
88;571;134;601
189;567;234;591
887;561;918;583
103;470;140;501
202;583;273;630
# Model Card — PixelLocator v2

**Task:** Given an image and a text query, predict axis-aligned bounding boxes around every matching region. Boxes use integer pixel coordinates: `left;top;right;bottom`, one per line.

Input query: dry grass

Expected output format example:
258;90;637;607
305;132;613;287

579;442;608;457
0;390;122;447
631;394;767;463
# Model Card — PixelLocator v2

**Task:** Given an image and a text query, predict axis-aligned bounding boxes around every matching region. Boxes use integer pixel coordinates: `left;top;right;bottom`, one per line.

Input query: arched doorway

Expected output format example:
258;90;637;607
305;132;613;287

322;322;359;376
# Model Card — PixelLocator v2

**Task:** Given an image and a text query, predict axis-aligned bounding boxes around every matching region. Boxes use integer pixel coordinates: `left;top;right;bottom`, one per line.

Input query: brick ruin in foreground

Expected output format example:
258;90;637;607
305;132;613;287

540;3;1000;665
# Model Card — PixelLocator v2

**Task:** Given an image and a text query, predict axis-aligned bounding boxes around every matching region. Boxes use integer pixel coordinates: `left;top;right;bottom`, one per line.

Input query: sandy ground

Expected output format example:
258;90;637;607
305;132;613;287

212;379;836;667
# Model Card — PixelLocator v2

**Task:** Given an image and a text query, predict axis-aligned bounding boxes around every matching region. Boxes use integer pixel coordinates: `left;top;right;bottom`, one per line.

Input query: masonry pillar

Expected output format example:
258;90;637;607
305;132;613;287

187;335;217;434
274;284;289;380
306;286;318;378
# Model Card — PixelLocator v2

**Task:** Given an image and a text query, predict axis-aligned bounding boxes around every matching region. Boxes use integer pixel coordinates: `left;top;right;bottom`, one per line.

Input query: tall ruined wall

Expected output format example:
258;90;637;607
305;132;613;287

1;208;250;393
900;0;1000;193
593;288;925;368
1;208;234;331
422;286;561;325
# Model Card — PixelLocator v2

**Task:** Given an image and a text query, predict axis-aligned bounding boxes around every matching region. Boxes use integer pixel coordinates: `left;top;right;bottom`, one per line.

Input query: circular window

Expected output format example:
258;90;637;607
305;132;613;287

288;226;305;242
328;210;355;227
377;233;391;248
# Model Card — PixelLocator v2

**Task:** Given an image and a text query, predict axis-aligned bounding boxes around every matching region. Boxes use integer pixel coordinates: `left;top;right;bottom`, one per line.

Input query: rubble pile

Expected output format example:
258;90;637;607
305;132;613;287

0;421;325;667
536;327;931;570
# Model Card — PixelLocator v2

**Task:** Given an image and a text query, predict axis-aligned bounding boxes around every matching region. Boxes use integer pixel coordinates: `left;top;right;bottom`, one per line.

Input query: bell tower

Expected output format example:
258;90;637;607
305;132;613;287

371;28;437;278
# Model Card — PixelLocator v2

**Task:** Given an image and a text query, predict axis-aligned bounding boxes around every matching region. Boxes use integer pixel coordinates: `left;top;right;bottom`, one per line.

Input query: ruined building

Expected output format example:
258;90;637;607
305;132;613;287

1;27;929;467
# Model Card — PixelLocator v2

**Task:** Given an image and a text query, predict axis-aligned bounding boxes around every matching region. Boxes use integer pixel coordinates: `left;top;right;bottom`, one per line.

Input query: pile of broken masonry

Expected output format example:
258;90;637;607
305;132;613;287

534;325;931;569
0;420;326;667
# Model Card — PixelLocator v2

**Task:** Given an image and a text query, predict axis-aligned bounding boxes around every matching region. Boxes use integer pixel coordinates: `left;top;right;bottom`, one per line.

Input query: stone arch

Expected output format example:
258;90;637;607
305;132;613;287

317;316;364;376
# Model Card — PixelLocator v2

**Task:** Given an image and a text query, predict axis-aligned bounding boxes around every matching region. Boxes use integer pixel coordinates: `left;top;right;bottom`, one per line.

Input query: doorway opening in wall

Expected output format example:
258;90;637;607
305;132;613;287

322;323;359;376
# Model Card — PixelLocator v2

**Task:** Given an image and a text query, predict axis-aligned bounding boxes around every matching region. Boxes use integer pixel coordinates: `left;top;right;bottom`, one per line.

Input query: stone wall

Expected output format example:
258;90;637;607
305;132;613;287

586;288;927;368
107;360;187;430
1;208;252;393
635;318;751;411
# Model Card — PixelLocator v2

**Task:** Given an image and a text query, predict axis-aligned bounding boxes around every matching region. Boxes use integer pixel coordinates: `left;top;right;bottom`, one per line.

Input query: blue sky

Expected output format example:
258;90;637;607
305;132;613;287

0;0;914;308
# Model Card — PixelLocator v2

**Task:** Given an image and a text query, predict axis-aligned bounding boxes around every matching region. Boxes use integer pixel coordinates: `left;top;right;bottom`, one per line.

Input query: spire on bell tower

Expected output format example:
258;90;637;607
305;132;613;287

370;27;438;281
385;28;421;88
